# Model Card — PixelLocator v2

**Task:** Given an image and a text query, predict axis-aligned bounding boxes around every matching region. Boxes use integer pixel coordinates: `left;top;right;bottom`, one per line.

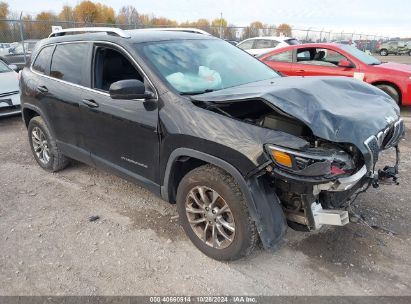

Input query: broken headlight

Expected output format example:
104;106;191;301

265;144;355;177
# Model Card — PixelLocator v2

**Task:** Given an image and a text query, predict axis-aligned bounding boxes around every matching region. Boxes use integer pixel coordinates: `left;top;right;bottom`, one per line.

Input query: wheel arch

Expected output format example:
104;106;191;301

162;148;287;250
161;148;252;205
371;81;402;105
22;105;55;136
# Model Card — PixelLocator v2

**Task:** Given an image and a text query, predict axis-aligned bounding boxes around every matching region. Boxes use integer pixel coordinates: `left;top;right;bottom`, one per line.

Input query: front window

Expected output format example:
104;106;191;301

137;39;279;94
0;60;11;73
93;46;143;92
339;45;381;65
296;48;349;67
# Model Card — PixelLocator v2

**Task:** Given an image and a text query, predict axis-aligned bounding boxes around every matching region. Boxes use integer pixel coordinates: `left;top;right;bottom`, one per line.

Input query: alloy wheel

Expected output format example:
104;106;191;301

185;186;236;249
31;127;50;165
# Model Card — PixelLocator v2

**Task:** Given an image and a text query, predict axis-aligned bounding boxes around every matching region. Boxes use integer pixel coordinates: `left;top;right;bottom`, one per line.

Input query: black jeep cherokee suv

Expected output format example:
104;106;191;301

20;28;404;260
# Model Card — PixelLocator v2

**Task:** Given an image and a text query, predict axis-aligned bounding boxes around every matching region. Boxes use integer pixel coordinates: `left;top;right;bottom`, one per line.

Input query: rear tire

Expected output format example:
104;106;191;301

176;164;258;261
375;84;400;105
379;49;388;56
28;116;69;172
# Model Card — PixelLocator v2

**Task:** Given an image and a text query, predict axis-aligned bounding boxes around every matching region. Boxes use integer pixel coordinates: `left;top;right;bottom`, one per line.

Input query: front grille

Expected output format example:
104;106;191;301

0;91;19;98
364;136;380;168
364;118;405;169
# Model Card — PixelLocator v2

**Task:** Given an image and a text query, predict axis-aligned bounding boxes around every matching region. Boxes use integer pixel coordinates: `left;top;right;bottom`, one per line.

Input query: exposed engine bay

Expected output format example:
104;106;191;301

192;97;403;231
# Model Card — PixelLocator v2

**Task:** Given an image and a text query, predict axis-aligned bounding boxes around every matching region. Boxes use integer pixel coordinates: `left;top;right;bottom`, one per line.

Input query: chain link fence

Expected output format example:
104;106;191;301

0;18;392;56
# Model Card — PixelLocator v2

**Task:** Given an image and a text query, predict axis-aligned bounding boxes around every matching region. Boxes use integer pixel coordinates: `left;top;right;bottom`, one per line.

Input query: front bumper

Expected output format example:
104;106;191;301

0;93;21;117
272;118;404;230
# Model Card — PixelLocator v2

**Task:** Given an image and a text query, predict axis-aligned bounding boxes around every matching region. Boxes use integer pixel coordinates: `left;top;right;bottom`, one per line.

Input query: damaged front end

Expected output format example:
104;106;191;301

191;76;405;233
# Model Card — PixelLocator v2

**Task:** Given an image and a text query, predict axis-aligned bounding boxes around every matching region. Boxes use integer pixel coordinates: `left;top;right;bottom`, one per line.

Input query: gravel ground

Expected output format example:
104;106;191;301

0;113;410;296
374;54;411;65
1;54;411;295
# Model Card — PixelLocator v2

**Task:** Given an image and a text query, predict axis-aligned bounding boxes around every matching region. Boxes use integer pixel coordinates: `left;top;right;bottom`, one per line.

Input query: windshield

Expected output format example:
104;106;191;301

137;39;280;94
340;45;381;65
0;60;11;73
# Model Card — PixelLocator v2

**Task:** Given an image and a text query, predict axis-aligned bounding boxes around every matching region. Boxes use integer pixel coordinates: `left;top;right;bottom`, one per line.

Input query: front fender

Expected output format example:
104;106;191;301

162;148;287;250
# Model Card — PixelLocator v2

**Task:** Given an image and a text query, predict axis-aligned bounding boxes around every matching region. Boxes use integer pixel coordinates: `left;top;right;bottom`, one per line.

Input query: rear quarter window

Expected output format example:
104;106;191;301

50;43;88;85
32;45;54;75
265;50;293;62
238;40;254;50
285;39;300;45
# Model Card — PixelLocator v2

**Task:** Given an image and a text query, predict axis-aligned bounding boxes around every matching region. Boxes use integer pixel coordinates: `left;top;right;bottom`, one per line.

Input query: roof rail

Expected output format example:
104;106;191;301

48;27;131;39
139;27;212;36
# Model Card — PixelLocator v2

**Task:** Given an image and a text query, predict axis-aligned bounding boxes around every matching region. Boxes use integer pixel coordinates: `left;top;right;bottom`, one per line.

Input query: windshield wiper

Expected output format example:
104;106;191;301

369;62;382;66
180;89;215;96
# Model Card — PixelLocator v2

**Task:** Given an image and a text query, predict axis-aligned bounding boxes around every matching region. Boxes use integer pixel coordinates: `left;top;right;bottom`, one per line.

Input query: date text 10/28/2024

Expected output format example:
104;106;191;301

149;296;257;303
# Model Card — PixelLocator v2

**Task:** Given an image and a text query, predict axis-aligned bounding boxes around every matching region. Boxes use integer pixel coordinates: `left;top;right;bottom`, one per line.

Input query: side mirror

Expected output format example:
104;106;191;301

109;79;154;100
8;48;14;54
338;60;354;68
8;64;18;71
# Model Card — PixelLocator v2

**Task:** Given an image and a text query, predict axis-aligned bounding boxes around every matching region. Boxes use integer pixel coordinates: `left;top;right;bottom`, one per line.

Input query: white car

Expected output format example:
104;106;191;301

0;60;20;117
0;43;11;56
237;36;300;56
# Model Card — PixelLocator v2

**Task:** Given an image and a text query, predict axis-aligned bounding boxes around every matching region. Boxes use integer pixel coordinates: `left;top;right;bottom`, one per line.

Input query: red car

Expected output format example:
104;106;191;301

259;43;411;105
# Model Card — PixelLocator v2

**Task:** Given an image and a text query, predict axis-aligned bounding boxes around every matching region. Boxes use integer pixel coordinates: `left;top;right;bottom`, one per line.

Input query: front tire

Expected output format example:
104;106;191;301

176;165;258;261
379;49;388;56
375;84;400;105
28;116;69;172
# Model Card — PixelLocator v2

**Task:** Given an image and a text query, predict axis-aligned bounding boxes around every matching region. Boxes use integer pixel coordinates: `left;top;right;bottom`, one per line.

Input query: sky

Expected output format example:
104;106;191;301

7;0;411;38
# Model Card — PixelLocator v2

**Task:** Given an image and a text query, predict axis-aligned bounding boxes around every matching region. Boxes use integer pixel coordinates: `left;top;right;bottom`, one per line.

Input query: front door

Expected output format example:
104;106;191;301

80;43;160;189
293;47;358;77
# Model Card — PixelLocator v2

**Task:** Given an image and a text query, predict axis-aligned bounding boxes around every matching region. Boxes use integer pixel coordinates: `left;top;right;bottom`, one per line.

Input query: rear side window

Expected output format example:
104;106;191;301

265;50;293;62
238;40;254;50
254;39;278;49
50;43;88;85
32;46;54;75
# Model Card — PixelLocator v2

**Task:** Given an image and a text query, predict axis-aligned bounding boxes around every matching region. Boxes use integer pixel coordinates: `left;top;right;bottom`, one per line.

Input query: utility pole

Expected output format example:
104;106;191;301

220;12;223;39
19;11;27;65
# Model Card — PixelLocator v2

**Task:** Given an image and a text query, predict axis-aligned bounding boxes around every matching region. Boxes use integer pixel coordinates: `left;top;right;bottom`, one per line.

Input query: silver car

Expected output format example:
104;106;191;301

0;60;20;117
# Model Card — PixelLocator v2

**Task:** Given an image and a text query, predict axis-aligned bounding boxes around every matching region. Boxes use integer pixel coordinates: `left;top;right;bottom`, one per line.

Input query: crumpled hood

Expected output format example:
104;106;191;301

192;76;400;154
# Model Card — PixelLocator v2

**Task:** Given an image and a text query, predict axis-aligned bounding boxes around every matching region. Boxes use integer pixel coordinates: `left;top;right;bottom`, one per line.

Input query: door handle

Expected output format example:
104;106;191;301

82;99;99;108
296;69;306;73
37;85;48;93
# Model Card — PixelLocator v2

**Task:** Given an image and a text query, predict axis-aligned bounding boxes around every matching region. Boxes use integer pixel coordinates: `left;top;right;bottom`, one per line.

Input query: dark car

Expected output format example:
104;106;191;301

0;40;39;70
20;28;404;261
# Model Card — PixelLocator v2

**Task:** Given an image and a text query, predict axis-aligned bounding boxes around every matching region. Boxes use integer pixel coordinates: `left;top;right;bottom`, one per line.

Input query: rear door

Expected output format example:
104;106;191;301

32;42;92;163
80;43;160;188
292;47;358;77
